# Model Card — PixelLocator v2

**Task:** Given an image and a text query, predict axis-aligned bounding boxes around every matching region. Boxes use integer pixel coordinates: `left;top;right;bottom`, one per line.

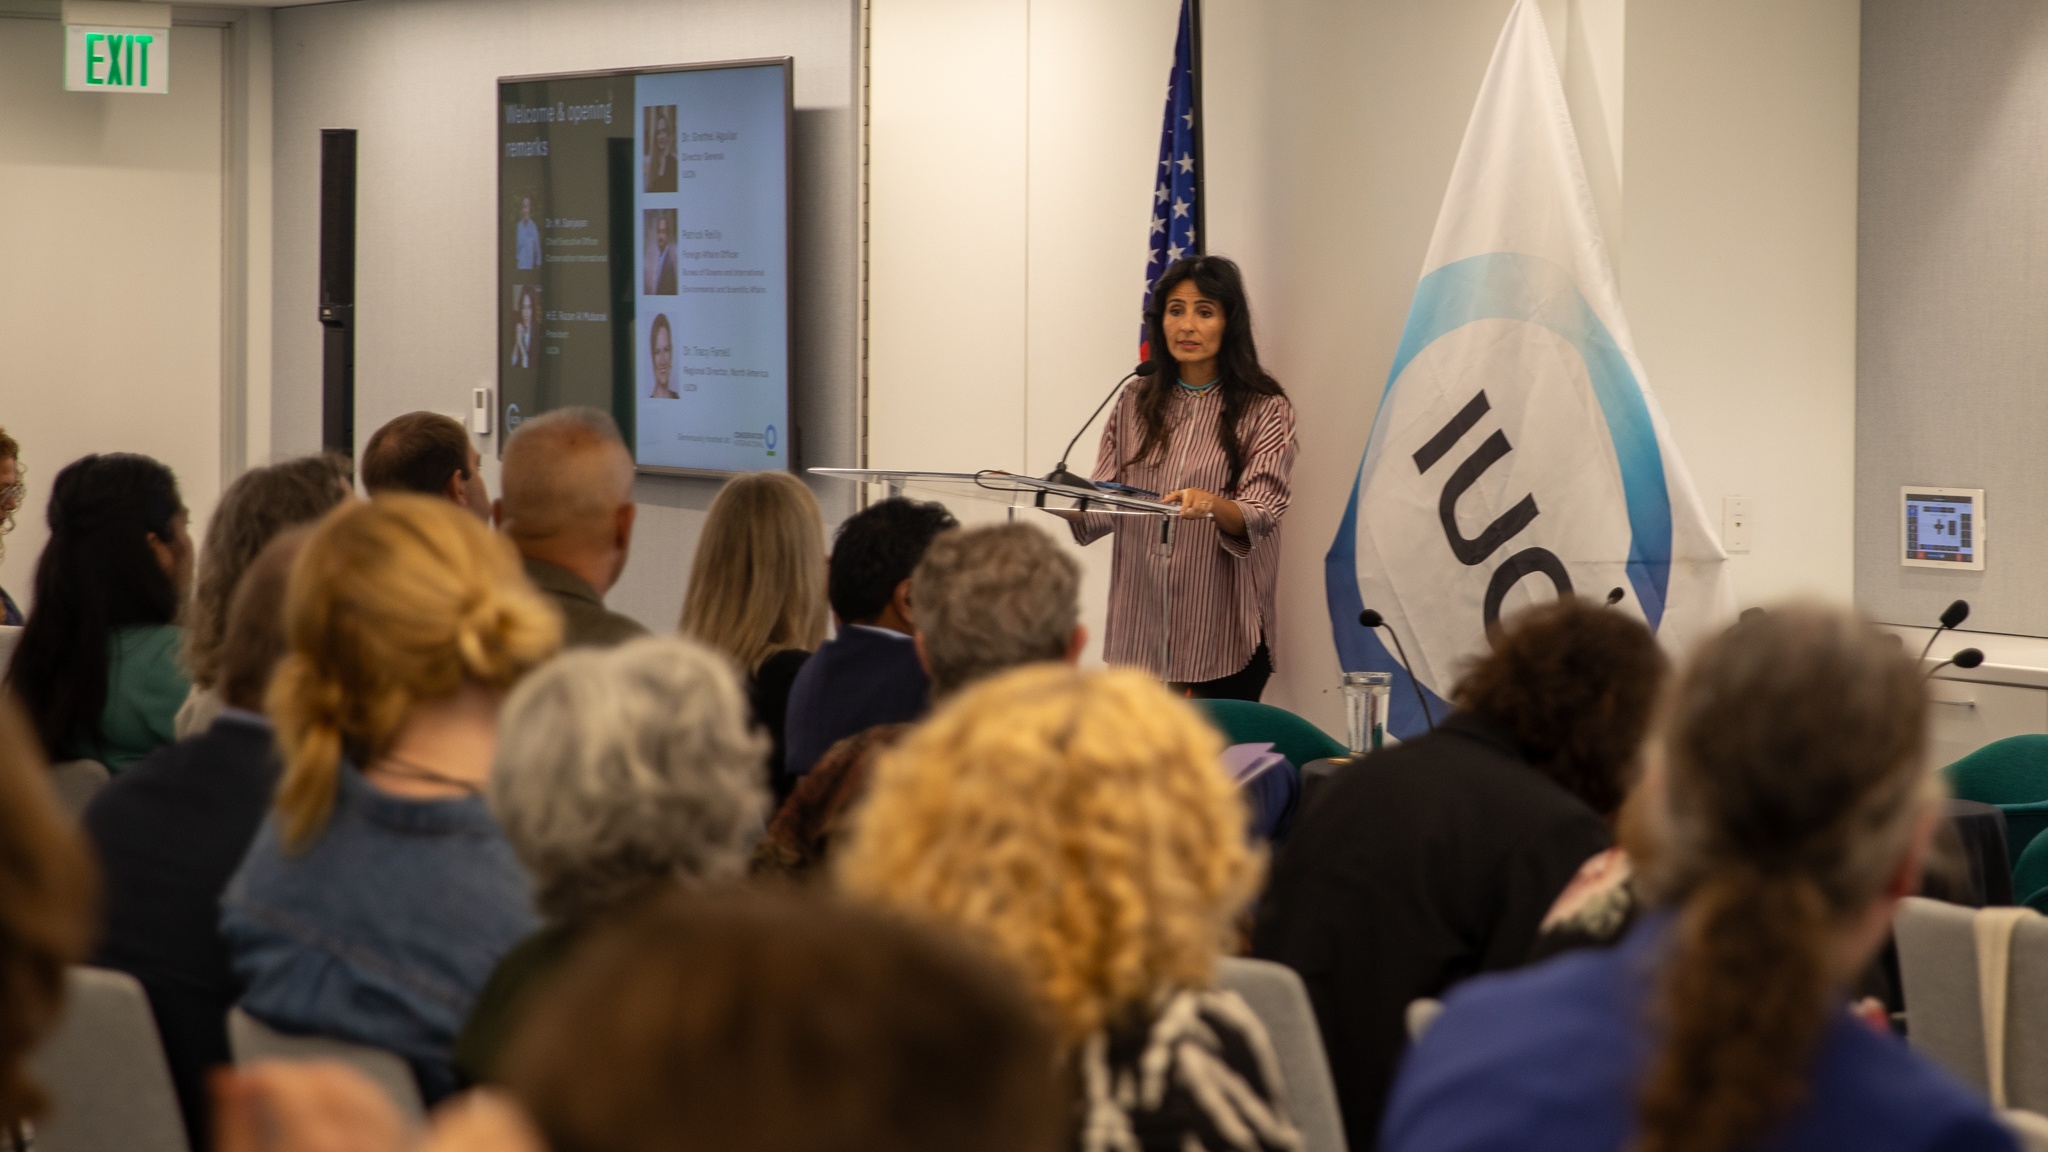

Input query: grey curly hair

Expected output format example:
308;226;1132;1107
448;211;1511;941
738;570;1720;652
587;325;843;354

491;635;770;922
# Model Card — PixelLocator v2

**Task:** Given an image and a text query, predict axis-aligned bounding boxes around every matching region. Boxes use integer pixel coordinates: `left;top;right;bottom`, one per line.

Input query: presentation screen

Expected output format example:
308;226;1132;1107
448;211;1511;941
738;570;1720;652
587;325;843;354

498;59;792;476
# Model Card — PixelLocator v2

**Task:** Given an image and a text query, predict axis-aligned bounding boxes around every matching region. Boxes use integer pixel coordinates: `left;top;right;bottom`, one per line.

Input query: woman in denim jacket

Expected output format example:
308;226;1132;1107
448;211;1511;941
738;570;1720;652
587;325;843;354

222;495;560;1103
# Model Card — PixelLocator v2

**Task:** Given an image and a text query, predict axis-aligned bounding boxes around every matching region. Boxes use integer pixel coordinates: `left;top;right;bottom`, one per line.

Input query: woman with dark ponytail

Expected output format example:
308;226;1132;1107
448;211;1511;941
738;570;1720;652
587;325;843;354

1063;255;1295;700
5;453;193;772
1381;604;2015;1152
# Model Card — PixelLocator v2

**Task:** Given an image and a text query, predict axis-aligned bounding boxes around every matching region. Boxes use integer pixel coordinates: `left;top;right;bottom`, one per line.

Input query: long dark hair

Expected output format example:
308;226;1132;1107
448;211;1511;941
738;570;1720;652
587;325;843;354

1129;255;1285;491
1634;605;1928;1152
6;454;183;762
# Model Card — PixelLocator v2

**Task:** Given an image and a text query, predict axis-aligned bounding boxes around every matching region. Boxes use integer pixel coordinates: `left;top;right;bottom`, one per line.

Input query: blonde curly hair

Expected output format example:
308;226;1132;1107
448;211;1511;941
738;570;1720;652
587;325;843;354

838;664;1259;1045
268;494;562;850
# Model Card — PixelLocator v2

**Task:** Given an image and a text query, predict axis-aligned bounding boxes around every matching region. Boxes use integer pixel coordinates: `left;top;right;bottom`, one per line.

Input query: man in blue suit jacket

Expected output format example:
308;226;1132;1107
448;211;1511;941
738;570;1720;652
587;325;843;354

782;497;959;780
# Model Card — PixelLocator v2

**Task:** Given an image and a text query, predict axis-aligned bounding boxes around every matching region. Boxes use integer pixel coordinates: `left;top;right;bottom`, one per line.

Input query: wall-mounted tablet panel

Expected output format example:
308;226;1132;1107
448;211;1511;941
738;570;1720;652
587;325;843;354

1901;486;1984;570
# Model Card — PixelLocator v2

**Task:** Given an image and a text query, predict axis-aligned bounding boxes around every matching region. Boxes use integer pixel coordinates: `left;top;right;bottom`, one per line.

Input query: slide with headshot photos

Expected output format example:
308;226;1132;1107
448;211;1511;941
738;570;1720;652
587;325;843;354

497;60;789;476
632;64;791;474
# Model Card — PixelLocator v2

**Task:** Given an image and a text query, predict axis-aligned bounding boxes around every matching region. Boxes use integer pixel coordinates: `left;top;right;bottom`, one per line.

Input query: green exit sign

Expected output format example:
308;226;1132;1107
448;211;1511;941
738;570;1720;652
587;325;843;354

65;24;168;93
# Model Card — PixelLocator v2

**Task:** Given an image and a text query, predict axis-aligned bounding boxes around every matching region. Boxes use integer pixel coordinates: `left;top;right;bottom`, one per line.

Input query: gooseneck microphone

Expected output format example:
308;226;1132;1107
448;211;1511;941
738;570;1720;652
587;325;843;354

1917;599;1971;664
1359;609;1436;731
1045;359;1163;490
1926;648;1985;680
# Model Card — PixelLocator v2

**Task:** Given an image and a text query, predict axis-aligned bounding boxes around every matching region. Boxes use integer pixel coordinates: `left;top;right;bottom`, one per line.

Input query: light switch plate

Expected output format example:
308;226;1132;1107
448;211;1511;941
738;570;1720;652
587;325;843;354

1722;496;1752;553
471;387;492;435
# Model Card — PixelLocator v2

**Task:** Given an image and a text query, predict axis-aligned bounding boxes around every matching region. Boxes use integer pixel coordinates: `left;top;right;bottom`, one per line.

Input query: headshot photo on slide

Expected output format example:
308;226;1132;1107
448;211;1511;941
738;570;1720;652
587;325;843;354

644;208;678;295
509;284;539;369
513;191;542;271
648;313;679;398
645;104;677;193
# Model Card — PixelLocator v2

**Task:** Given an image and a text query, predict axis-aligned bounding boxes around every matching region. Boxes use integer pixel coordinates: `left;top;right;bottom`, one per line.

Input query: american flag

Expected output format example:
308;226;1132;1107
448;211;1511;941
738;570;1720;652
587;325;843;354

1144;0;1202;324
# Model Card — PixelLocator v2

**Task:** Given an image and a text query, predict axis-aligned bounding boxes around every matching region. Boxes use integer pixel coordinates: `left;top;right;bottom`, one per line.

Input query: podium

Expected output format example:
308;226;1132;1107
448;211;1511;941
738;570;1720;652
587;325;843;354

809;468;1185;678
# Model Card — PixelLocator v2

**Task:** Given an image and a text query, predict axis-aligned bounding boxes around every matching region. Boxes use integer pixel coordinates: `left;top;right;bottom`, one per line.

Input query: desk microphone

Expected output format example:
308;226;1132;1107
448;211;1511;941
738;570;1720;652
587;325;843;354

1918;600;1971;664
1926;647;1985;680
1603;587;1625;607
1045;359;1163;490
1359;609;1436;731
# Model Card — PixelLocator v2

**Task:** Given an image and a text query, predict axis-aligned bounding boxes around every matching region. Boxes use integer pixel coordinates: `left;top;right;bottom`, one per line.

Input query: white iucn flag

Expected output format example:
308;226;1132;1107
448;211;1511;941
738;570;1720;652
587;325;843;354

1324;0;1731;737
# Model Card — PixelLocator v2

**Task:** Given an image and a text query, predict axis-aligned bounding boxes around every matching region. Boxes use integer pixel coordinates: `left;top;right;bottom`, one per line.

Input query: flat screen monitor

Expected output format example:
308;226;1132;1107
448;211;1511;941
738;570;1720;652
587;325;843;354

498;59;793;476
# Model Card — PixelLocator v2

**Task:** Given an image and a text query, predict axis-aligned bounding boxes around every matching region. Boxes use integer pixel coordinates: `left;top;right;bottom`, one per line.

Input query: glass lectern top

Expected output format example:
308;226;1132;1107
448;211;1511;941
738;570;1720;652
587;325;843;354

809;468;1178;517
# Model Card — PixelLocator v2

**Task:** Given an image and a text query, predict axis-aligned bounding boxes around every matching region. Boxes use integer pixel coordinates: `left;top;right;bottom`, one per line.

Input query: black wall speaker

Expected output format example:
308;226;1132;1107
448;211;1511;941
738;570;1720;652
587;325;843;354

319;129;358;458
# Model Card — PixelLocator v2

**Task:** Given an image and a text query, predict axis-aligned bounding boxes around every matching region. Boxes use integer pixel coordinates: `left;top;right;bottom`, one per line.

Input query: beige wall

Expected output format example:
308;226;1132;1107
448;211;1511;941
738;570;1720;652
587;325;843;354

0;16;227;608
1624;0;1861;611
868;0;1862;734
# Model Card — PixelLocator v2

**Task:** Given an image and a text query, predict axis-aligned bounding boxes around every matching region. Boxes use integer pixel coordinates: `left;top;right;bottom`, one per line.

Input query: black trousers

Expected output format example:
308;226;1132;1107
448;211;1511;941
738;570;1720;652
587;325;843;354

1174;642;1272;702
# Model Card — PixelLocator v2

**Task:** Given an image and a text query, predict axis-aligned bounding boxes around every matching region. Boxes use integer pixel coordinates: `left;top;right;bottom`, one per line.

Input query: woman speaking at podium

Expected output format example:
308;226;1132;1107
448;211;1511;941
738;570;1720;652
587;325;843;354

1068;255;1296;701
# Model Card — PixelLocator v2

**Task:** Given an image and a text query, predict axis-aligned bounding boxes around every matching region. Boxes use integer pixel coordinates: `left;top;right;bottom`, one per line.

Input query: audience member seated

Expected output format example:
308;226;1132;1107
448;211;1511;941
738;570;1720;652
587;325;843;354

453;635;769;1084
1252;596;1666;1148
360;411;490;520
85;527;307;1151
0;426;25;625
494;408;646;649
216;888;1060;1152
221;495;559;1104
177;454;351;738
680;470;828;801
7;453;194;772
782;497;956;778
1380;604;2014;1152
753;521;1083;881
0;695;94;1149
841;665;1301;1152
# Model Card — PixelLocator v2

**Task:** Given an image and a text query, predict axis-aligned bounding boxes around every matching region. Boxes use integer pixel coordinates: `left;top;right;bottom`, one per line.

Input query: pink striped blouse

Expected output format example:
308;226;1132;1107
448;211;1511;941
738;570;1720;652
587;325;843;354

1072;383;1297;683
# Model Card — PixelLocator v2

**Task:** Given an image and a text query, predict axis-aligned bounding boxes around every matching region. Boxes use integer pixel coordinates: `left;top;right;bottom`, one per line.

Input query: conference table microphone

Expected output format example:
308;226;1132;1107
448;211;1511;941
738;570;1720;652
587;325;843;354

1044;359;1163;491
1918;599;1972;665
1926;648;1985;680
1359;609;1436;731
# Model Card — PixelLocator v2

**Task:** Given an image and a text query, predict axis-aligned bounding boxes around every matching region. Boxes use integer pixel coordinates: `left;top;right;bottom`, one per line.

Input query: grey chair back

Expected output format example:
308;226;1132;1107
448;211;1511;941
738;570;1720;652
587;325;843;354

49;760;109;819
1217;956;1348;1152
227;1007;425;1123
1897;896;1992;1092
30;967;189;1152
1896;896;2048;1113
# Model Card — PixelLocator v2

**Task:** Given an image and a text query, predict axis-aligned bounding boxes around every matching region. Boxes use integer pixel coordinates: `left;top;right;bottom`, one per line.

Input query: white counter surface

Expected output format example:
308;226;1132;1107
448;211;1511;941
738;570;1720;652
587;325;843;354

1884;624;2048;689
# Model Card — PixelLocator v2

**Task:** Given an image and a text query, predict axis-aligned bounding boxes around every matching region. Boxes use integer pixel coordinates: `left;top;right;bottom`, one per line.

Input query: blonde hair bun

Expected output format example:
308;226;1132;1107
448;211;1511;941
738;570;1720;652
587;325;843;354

268;494;562;849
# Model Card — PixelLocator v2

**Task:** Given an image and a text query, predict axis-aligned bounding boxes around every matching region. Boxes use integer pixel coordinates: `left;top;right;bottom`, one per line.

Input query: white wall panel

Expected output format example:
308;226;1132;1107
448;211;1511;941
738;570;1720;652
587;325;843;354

0;18;224;609
1625;0;1861;612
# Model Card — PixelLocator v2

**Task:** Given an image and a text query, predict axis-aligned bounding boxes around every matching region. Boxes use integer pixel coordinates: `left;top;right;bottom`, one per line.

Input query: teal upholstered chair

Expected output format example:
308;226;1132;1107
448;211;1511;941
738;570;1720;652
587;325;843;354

1191;699;1346;773
1945;735;2048;867
2016;835;2048;913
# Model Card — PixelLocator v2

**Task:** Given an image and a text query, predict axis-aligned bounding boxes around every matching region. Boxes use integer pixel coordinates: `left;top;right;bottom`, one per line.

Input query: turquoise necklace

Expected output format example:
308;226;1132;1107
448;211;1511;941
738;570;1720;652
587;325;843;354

1178;375;1219;394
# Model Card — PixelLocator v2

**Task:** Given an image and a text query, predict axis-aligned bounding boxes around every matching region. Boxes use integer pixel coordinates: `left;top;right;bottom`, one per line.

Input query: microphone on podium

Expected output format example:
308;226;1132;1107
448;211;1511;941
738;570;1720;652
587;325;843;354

1926;647;1985;681
1917;599;1971;664
1044;359;1164;491
1359;609;1436;731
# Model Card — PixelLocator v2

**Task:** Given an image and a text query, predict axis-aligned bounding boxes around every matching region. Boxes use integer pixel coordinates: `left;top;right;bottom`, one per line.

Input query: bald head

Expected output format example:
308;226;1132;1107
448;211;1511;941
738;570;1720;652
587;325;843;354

497;408;638;593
